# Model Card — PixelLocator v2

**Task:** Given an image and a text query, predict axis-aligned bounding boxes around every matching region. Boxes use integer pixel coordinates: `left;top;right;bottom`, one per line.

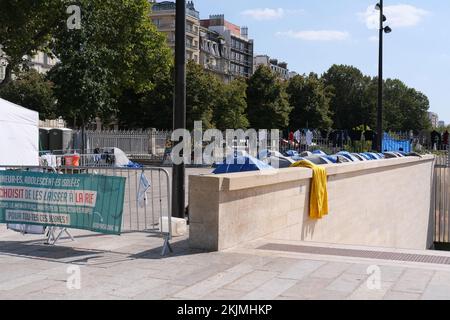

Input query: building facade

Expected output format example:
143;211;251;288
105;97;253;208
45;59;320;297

199;26;231;82
0;56;6;81
149;2;255;80
28;52;57;75
149;0;200;63
288;71;299;79
254;55;289;80
0;48;57;82
201;15;254;79
428;112;439;128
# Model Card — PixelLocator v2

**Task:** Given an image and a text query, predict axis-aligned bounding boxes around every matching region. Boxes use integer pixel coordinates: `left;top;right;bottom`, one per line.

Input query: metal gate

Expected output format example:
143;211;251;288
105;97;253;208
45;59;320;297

434;149;450;244
0;166;173;255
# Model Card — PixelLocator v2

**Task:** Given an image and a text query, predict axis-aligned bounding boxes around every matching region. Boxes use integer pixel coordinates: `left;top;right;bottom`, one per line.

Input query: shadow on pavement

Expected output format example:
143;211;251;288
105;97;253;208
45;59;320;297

129;238;207;260
0;241;103;261
0;234;207;264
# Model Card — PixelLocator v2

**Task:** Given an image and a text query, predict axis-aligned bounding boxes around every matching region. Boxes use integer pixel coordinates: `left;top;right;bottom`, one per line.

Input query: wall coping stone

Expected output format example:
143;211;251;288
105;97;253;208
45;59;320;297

189;154;435;192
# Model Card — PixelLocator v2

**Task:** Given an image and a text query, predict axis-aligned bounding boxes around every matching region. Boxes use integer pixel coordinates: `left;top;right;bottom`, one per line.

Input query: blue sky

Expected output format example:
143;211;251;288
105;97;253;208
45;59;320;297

193;0;450;123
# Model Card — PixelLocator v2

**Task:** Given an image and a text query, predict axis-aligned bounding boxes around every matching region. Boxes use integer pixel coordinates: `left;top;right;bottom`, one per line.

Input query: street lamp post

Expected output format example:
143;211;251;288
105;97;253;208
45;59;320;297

375;1;391;152
172;0;186;219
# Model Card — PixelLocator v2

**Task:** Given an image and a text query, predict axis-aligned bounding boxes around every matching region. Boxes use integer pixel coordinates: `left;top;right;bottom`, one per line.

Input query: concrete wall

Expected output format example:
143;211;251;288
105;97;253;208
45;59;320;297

189;155;435;251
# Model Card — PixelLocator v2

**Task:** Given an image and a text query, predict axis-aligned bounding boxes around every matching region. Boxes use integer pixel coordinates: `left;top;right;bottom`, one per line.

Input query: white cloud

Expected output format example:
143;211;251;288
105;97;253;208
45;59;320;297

241;8;285;21
285;9;305;15
369;35;379;42
359;4;429;29
276;30;350;41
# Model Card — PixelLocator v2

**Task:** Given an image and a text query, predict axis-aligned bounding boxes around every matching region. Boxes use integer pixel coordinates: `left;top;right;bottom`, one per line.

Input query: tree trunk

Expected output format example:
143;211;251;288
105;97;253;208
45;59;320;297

81;118;86;154
0;63;13;87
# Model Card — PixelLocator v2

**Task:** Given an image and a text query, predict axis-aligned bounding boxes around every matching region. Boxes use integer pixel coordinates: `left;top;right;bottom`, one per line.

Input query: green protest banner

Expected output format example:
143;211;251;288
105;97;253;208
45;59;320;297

0;171;126;235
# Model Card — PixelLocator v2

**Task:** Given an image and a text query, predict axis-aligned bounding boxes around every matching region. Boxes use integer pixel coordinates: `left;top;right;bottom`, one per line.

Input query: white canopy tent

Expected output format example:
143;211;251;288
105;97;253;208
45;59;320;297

0;98;39;166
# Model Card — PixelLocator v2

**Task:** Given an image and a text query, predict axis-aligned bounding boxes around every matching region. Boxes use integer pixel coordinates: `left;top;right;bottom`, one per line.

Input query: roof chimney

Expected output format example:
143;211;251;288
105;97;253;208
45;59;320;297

241;26;248;39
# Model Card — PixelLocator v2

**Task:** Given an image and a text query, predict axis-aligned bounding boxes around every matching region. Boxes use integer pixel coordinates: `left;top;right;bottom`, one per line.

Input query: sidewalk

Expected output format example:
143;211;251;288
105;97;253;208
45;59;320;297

1;225;450;300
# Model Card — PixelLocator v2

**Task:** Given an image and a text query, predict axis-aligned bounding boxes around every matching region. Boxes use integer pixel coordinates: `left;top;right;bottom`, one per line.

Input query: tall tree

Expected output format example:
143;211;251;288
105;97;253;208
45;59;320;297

48;0;172;127
322;64;371;130
214;79;249;130
118;61;227;131
0;69;56;119
247;65;292;129
383;78;430;132
118;69;174;130
186;60;221;130
0;0;65;86
287;73;333;130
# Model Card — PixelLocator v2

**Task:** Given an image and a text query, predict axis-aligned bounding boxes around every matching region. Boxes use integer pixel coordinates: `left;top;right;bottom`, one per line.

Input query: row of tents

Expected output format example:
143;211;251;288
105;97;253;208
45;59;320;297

213;149;416;174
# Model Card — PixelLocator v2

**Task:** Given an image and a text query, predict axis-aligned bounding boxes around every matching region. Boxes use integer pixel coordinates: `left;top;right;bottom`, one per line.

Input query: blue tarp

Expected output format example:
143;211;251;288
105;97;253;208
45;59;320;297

357;153;372;160
291;156;305;161
382;133;412;153
337;151;360;162
319;156;334;164
285;150;300;157
323;155;338;163
126;161;143;168
362;152;381;160
312;150;327;156
213;155;274;174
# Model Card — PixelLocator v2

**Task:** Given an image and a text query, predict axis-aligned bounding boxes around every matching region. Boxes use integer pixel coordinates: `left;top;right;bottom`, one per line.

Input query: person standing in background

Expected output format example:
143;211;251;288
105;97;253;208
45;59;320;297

443;130;449;149
289;131;294;148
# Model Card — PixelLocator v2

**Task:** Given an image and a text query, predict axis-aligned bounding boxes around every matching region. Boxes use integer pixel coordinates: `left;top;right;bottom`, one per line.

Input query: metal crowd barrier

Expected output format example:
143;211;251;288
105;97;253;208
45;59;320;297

0;165;173;255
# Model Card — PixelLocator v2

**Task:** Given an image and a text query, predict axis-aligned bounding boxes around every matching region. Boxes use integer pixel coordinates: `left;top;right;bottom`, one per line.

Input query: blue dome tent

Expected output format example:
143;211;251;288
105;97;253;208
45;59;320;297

213;155;274;174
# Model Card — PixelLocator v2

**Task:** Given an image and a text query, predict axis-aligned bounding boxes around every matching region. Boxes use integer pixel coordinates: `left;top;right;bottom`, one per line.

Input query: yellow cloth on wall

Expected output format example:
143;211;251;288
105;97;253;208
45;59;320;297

291;160;329;219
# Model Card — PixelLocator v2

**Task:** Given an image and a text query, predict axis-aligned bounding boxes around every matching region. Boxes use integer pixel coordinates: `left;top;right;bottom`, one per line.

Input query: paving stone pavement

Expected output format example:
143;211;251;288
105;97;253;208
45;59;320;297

1;226;450;300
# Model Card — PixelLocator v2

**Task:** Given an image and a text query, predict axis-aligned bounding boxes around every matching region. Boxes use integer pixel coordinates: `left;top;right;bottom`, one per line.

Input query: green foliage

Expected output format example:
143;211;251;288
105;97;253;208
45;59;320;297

0;1;431;133
383;79;431;132
0;0;65;85
214;78;249;130
322;65;430;132
186;61;221;130
48;0;173;127
247;65;292;129
118;63;251;131
287;73;333;130
117;69;174;130
322;64;372;130
0;69;56;119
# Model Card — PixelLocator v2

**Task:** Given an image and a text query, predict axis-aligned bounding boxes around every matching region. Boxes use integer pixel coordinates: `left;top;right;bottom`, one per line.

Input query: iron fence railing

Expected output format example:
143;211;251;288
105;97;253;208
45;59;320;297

75;130;171;157
434;152;450;245
59;129;448;165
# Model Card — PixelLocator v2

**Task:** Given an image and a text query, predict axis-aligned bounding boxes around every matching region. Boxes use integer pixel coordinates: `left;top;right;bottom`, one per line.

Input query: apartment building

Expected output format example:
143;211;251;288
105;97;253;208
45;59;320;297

201;15;254;79
149;0;200;63
29;52;57;74
428;112;439;128
199;26;231;83
0;56;6;81
0;48;57;82
254;55;290;81
289;71;299;79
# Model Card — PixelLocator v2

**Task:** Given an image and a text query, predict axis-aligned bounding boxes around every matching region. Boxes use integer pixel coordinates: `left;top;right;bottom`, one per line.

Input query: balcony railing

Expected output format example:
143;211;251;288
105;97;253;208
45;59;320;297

155;23;175;30
230;58;253;67
231;46;252;56
205;64;228;74
186;26;199;36
186;42;198;50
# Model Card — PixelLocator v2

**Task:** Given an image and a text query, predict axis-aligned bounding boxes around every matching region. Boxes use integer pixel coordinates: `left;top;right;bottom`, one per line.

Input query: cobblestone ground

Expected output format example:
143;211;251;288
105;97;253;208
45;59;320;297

1;226;450;300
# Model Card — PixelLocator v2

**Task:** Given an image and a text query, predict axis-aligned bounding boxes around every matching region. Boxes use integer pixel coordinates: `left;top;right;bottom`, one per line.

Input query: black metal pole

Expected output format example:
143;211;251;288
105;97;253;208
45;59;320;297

377;0;384;152
172;0;186;219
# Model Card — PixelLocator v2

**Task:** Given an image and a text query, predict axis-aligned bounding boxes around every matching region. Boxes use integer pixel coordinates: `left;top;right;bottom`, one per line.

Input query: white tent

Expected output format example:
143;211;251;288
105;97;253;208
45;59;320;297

0;98;39;166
